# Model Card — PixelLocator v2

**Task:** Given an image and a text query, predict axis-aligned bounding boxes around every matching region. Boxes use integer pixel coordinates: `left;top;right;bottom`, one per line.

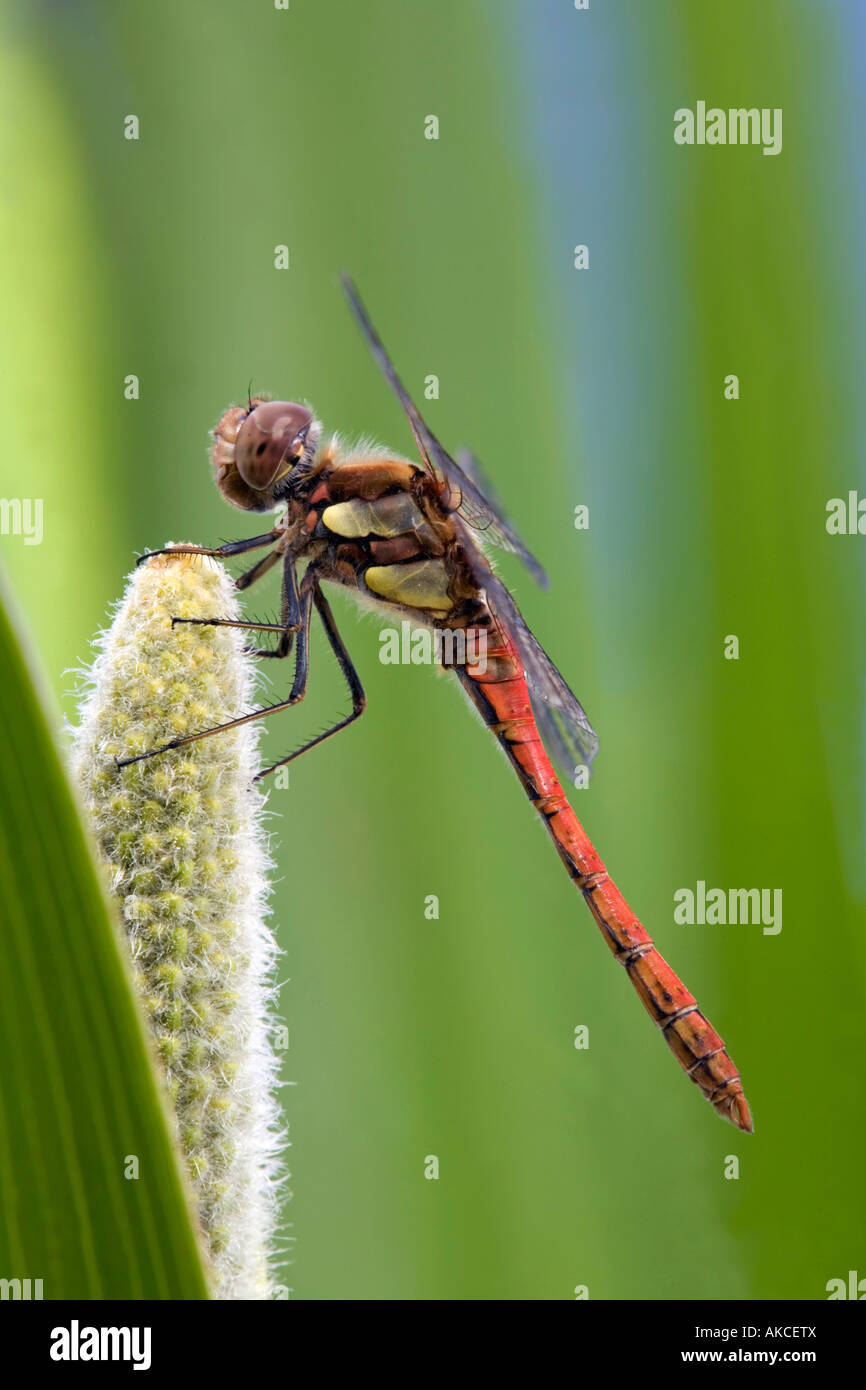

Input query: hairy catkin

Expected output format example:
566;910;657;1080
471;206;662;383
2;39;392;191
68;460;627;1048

73;550;285;1299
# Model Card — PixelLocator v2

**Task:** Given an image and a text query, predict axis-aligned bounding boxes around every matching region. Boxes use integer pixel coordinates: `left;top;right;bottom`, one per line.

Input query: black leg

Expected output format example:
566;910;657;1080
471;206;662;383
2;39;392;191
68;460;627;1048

117;566;365;779
116;568;313;770
116;575;315;772
136;530;282;568
235;548;281;591
171;554;301;659
256;555;302;658
170;617;293;635
255;578;366;781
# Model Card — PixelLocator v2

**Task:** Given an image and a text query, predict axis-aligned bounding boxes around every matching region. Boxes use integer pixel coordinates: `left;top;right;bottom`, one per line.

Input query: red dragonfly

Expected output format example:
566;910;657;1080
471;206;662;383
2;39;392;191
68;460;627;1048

123;276;753;1133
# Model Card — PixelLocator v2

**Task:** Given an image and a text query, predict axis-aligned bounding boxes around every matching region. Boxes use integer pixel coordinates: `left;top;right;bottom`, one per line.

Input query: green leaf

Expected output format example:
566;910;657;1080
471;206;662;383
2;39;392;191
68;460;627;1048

0;569;210;1300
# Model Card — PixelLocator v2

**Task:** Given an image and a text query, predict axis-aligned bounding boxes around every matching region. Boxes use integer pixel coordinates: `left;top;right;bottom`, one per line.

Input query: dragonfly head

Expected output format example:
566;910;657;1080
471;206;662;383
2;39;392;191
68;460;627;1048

212;398;320;511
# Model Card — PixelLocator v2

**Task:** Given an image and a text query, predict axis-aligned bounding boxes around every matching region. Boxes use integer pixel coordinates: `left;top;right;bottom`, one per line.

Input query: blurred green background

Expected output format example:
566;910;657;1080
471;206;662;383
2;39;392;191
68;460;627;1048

1;0;864;1299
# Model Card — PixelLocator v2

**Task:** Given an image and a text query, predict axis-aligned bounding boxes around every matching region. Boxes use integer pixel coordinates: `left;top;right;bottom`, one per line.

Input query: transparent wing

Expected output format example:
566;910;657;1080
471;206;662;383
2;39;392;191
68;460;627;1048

479;561;600;777
454;450;548;587
341;273;599;778
341;274;547;587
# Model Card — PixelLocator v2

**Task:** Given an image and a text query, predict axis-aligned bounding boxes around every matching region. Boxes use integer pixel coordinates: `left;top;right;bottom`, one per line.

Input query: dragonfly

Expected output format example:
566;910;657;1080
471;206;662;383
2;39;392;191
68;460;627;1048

123;275;753;1133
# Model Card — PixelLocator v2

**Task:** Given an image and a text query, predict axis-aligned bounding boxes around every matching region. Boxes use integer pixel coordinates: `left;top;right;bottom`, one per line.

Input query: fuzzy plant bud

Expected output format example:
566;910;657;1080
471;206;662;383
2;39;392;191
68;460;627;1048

73;550;284;1300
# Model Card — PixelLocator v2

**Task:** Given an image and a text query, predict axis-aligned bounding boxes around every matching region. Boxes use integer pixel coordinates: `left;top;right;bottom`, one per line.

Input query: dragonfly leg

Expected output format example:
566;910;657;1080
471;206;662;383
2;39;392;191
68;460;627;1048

116;564;365;777
135;529;282;568
116;565;313;771
171;555;302;659
171;616;291;639
234;547;282;592
255;573;366;782
251;554;302;657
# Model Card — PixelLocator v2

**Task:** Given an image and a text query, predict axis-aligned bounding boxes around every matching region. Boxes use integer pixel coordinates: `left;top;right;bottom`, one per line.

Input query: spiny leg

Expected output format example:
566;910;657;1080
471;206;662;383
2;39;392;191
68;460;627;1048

135;529;282;568
256;577;366;782
171;554;301;659
235;547;281;592
116;570;314;770
171;617;291;635
250;554;302;658
116;565;366;778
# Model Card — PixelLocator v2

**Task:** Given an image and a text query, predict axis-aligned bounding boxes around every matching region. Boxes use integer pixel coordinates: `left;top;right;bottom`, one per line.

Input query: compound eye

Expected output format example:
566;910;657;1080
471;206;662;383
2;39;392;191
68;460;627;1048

235;402;314;490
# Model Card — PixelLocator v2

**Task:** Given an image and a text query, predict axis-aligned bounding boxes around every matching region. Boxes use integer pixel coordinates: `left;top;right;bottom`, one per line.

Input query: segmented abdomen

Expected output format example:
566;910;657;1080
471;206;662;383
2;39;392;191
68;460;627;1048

455;619;753;1133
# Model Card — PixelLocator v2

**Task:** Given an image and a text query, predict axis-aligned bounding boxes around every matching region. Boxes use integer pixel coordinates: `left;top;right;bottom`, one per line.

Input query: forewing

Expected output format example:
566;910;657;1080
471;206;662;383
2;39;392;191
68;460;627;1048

454;450;548;586
341;274;547;586
341;274;596;777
